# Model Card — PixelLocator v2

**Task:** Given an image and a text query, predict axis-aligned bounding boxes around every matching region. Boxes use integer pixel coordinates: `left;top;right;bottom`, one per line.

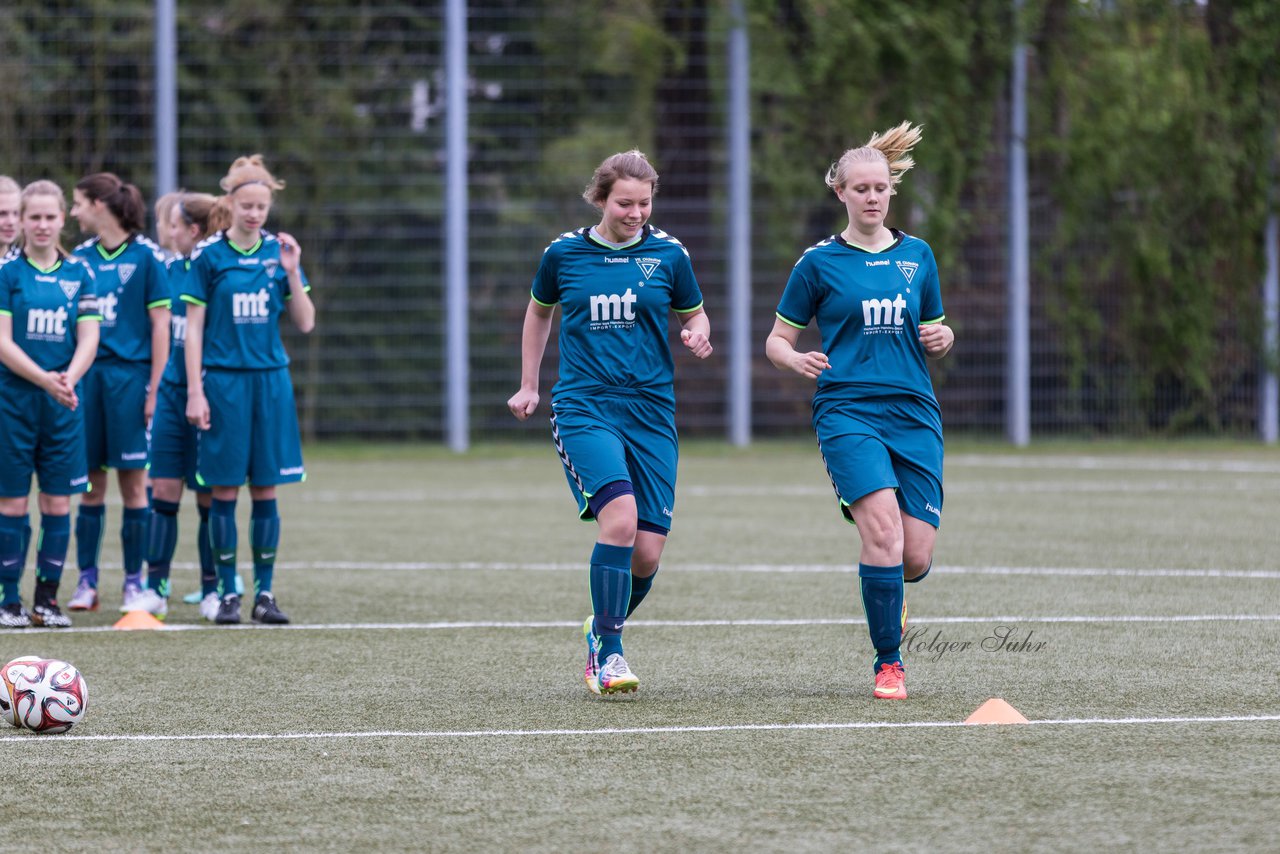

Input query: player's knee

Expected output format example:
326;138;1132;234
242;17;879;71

904;554;932;582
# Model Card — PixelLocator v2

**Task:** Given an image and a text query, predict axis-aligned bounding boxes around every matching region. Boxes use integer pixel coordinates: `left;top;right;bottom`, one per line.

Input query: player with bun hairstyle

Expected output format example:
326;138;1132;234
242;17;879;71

127;192;242;620
507;149;712;695
766;122;954;701
0;181;101;627
66;173;171;613
183;155;315;625
0;176;20;258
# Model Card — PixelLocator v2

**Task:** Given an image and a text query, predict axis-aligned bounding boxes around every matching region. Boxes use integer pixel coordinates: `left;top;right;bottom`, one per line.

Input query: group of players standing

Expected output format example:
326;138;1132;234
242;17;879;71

0;155;315;630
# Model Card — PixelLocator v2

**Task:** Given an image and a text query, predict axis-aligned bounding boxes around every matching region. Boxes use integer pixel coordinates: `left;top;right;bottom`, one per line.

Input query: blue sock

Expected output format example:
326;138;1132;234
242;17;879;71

590;543;633;661
197;503;217;596
20;520;32;579
627;565;658;617
210;498;238;597
859;563;905;672
0;514;28;606
35;513;71;586
146;500;179;597
121;506;149;588
251;499;280;596
76;504;105;587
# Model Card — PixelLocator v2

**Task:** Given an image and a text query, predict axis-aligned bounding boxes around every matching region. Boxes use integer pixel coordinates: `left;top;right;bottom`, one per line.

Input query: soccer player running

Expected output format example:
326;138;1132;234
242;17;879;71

183;155;315;625
126;192;225;621
67;173;171;613
0;176;20;258
0;180;101;627
507;150;713;695
765;123;954;701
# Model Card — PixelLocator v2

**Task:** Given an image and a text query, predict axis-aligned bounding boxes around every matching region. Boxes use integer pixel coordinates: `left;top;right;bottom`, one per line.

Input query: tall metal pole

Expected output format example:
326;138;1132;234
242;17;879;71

727;0;752;446
445;0;470;451
1006;0;1031;446
154;0;178;197
1261;202;1278;444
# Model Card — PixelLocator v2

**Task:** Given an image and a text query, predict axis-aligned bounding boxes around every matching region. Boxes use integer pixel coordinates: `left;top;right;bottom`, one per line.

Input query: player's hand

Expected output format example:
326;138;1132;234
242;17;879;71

790;350;830;380
507;388;540;421
680;328;713;359
277;232;302;273
919;323;954;357
186;392;211;431
144;390;158;423
44;371;78;410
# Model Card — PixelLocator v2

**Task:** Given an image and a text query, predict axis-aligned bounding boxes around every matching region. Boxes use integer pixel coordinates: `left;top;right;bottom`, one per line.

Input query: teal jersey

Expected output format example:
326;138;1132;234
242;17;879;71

531;225;703;407
161;255;192;386
0;251;100;376
72;235;170;363
776;229;945;408
181;230;310;370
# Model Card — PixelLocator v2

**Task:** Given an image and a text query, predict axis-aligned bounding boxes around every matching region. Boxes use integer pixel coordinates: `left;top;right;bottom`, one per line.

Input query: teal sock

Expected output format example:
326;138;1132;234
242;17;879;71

0;514;28;606
35;513;71;586
590;543;633;661
197;503;217;596
251;499;280;596
20;520;32;579
626;565;658;617
859;562;905;672
76;504;105;587
210;498;238;597
146;500;179;597
121;506;149;587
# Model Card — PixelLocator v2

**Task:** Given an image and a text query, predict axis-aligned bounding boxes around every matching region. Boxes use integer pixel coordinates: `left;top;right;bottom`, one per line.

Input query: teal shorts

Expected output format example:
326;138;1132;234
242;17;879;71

813;395;943;528
0;374;90;497
549;395;678;534
149;378;208;491
82;359;151;470
197;367;304;488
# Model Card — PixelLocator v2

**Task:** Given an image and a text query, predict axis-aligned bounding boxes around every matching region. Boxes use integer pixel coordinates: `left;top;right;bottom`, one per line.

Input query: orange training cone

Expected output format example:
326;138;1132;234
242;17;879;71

113;610;166;630
964;698;1029;725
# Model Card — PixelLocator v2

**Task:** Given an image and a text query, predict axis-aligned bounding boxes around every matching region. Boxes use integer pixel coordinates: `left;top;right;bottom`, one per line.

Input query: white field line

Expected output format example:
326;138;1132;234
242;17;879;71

16;613;1280;635
112;561;1280;579
3;714;1279;745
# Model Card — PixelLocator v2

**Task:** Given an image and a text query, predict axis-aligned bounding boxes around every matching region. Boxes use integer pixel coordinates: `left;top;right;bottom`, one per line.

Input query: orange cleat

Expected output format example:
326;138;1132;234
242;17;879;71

874;661;907;700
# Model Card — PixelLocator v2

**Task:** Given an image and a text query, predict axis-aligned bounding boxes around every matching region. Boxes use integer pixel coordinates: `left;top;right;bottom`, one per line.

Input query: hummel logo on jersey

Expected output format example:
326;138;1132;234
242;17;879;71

604;257;629;264
866;259;890;267
896;261;918;283
590;288;638;323
232;289;271;320
635;258;662;279
27;307;68;338
861;294;907;329
118;263;136;285
59;279;80;300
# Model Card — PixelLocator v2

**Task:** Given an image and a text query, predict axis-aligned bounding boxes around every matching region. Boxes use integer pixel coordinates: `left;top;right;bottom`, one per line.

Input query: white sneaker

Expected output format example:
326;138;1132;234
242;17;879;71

119;580;145;612
199;592;220;622
594;653;639;695
125;587;168;619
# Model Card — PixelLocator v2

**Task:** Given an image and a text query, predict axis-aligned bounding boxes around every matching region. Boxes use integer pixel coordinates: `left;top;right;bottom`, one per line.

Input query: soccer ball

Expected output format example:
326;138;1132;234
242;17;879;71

1;657;88;734
0;656;41;728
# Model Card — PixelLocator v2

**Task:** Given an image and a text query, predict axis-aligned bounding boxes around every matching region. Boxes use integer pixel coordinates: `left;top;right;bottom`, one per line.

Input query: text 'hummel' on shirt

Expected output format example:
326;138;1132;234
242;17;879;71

181;230;310;370
531;224;703;407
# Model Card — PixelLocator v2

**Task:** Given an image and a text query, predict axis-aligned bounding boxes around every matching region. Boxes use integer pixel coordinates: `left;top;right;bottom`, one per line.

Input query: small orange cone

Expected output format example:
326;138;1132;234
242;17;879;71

113;610;166;631
964;698;1029;725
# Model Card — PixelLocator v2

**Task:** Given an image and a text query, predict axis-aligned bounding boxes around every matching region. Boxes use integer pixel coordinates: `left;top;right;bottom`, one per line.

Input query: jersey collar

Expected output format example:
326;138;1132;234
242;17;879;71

583;225;648;251
22;250;62;275
225;231;264;256
834;228;904;254
95;237;133;261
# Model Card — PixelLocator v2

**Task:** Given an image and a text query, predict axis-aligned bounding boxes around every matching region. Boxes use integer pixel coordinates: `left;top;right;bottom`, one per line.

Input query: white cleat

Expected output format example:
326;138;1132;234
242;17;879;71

124;587;168;619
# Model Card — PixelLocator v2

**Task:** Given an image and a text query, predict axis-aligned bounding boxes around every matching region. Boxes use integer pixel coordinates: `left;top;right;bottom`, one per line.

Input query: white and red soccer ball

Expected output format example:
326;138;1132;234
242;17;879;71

0;656;88;734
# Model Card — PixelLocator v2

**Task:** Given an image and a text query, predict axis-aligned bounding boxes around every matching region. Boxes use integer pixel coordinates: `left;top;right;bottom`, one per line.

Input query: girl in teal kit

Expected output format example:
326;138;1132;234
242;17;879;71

66;172;170;614
766;123;955;701
508;150;713;696
0;181;101;627
183;154;315;626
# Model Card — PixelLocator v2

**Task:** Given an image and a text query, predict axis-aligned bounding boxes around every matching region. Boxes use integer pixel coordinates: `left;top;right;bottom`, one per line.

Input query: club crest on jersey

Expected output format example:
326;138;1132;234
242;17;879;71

58;279;80;300
895;261;918;283
263;259;279;279
117;263;137;285
635;258;661;279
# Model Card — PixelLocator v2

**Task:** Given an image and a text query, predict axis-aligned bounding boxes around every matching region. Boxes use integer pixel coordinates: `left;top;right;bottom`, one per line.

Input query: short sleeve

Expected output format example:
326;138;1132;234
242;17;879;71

775;254;819;329
145;252;172;310
670;252;703;313
530;246;560;306
76;266;100;320
919;247;944;323
182;249;212;306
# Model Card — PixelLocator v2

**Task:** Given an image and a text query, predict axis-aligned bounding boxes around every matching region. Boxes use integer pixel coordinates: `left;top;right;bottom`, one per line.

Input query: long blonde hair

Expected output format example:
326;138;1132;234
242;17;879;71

824;122;923;195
